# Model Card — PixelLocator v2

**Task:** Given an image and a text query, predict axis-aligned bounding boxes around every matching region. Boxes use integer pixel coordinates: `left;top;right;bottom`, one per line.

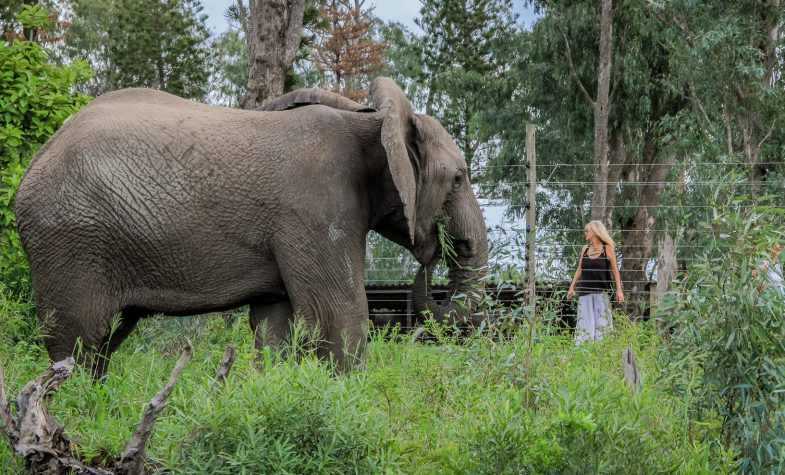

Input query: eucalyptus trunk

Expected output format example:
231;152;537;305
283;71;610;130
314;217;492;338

590;0;613;221
602;127;625;228
620;132;676;308
241;0;306;109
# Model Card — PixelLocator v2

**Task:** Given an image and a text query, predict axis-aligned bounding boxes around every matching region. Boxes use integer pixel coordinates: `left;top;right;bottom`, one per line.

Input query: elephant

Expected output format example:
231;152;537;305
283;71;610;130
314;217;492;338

14;77;489;376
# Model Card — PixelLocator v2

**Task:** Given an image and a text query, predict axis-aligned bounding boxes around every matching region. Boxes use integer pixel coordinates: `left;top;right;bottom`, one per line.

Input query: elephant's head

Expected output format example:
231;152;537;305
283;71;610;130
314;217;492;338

368;78;489;326
260;78;489;325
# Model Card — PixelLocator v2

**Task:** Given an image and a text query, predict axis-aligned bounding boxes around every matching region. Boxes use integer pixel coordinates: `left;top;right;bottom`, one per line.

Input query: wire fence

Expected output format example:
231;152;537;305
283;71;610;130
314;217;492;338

364;157;785;310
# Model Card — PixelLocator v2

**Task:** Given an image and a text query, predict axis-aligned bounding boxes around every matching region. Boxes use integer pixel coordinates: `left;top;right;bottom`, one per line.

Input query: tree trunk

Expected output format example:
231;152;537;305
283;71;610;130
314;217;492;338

620;132;676;309
738;0;780;198
242;0;306;109
602;127;625;228
590;0;613;221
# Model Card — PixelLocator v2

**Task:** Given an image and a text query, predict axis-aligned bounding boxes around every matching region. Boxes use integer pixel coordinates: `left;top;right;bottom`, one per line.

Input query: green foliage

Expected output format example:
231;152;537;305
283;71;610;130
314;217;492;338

376;21;427;109
0;5;93;297
413;0;518;173
0;281;41;359
660;181;785;473
208;28;247;107
109;0;210;98
62;0;211;99
0;308;737;473
170;360;399;473
0;0;58;35
436;216;458;264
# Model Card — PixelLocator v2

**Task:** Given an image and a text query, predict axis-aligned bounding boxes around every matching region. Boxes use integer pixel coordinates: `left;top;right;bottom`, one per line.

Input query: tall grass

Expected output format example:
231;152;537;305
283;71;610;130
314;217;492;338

0;306;735;474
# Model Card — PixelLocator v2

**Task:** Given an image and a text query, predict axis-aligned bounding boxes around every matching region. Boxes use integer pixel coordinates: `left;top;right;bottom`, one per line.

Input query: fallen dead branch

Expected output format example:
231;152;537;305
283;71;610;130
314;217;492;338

0;342;194;475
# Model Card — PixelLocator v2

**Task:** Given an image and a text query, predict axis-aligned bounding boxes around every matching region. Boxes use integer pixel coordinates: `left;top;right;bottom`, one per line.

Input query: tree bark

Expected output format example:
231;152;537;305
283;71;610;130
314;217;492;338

590;0;613;221
602;127;625;228
620;133;676;308
242;0;306;109
737;0;780;198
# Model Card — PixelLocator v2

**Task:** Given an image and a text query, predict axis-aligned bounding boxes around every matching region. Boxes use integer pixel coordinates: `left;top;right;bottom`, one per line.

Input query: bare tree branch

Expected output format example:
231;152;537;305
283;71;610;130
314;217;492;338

117;342;193;475
1;358;113;474
236;0;250;39
1;343;196;475
755;119;777;160
562;31;595;107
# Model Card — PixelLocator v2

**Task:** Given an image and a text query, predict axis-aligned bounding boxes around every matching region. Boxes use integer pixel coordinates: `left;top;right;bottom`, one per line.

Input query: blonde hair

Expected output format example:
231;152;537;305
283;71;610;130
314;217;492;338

584;220;614;246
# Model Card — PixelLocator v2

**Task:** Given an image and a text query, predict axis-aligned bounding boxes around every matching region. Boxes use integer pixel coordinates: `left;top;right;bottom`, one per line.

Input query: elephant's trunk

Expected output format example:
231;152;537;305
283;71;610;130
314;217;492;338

412;237;489;326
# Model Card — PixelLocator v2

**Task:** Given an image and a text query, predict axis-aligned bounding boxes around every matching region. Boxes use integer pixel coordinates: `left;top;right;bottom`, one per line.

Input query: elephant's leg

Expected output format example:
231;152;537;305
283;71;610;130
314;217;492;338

276;239;369;373
319;306;369;373
248;299;294;356
89;308;144;379
35;284;122;378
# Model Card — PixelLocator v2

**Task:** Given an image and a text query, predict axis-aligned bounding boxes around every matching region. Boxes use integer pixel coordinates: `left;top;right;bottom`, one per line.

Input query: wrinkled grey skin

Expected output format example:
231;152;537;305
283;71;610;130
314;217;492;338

15;77;488;376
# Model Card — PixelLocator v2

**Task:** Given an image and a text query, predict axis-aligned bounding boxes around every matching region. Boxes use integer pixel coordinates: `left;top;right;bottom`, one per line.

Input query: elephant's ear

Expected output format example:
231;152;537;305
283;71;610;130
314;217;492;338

257;88;376;112
369;77;418;246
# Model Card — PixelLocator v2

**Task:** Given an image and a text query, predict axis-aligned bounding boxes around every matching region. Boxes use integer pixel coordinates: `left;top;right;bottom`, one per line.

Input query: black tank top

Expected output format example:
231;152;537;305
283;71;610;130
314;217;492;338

577;245;613;296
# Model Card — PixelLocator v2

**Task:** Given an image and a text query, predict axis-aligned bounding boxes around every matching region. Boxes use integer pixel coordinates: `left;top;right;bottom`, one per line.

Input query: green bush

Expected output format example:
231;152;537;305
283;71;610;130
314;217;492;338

0;281;42;358
0;297;737;474
0;4;93;297
166;357;401;474
661;188;785;474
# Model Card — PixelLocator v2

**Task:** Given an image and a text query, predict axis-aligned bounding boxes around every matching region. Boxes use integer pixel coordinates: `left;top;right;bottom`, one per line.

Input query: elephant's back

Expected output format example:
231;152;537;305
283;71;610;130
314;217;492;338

15;90;274;254
19;88;261;202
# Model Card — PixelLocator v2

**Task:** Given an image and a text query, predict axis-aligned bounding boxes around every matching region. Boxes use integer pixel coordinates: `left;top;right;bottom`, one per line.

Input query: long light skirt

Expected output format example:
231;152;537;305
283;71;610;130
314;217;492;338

575;293;613;344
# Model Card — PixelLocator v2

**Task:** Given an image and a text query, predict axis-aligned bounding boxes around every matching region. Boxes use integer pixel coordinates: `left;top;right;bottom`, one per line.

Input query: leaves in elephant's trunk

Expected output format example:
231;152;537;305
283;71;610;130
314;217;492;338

436;216;459;266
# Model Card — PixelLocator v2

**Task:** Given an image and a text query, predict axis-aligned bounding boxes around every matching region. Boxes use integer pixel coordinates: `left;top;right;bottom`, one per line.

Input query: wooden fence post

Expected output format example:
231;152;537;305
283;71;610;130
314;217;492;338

622;348;641;396
526;124;537;311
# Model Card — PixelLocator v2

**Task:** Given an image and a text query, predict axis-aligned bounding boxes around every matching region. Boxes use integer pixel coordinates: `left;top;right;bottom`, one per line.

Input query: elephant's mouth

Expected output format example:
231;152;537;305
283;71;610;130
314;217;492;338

411;237;488;326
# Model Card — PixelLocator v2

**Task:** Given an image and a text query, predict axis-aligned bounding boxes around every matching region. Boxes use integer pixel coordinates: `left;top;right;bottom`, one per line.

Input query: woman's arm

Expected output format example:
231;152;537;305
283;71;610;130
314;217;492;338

566;245;586;298
607;244;625;302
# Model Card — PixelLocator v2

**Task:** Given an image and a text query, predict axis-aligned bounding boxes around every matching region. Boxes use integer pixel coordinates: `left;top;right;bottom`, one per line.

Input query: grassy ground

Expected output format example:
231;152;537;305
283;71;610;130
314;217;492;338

0;312;734;474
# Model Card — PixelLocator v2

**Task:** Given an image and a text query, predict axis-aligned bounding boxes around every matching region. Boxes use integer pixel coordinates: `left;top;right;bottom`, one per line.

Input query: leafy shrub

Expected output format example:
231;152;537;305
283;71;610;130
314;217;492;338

163;356;400;474
0;282;42;356
0;297;737;474
661;189;785;474
0;4;92;298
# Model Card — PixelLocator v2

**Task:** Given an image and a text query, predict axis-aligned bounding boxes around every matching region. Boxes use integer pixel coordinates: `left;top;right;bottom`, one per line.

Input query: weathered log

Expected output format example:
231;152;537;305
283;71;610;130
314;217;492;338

1;343;193;475
1;358;112;474
0;365;20;444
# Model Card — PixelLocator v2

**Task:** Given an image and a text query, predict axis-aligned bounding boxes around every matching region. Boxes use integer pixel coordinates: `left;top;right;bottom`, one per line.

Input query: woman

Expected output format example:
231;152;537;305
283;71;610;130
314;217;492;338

755;241;783;294
566;220;625;343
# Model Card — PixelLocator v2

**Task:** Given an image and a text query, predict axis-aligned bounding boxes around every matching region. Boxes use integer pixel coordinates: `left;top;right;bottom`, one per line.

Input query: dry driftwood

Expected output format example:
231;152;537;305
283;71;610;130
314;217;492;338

116;343;193;474
0;343;194;475
0;358;111;474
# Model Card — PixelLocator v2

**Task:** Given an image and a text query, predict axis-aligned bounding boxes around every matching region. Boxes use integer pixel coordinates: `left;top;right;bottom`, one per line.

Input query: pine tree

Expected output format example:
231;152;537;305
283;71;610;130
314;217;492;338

108;0;211;99
415;0;517;176
61;0;211;99
310;0;387;102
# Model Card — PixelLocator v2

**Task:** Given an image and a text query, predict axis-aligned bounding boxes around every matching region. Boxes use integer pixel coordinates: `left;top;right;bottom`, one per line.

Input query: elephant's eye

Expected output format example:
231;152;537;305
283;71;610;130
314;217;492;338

453;173;463;189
